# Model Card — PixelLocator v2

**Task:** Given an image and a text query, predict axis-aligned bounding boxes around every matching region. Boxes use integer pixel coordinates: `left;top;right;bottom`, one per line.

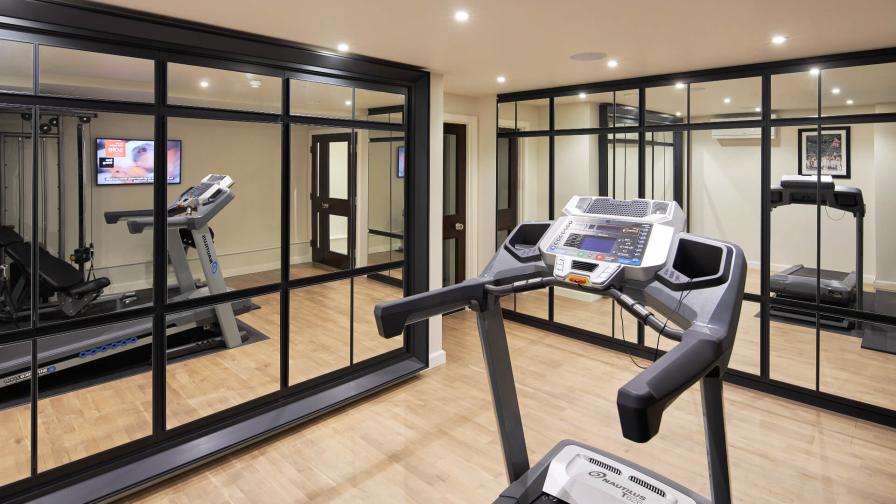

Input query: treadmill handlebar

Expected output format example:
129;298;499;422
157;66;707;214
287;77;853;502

375;278;491;338
616;328;722;443
103;209;153;224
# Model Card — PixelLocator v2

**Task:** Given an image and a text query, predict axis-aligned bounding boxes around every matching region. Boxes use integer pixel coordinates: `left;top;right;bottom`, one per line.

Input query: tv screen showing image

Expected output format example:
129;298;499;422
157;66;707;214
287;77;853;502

396;145;405;178
96;139;182;185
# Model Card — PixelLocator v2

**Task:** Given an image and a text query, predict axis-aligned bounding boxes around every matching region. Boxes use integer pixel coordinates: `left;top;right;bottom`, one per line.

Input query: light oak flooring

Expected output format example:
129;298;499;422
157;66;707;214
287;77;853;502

0;260;404;483
118;309;896;504
0;263;893;501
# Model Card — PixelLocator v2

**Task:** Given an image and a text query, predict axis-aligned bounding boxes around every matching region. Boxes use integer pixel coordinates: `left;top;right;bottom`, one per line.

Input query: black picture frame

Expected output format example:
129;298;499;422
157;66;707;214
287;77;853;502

797;126;851;178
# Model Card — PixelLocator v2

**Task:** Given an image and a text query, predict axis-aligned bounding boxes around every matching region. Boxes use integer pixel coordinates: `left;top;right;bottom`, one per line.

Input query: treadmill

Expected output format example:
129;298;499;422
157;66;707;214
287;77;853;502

769;175;865;329
375;196;746;504
0;174;254;389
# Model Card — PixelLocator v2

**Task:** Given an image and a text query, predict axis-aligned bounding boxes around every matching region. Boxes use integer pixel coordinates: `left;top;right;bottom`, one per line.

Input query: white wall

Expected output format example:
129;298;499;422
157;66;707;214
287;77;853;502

689;116;895;286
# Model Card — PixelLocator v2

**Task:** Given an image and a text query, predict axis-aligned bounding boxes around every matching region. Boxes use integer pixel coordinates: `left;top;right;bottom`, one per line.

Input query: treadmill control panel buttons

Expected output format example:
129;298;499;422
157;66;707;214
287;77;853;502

553;219;652;266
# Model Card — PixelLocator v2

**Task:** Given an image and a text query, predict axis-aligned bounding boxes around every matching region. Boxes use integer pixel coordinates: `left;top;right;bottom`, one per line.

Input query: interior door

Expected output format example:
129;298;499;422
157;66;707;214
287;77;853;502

442;123;467;286
495;129;518;248
311;132;354;270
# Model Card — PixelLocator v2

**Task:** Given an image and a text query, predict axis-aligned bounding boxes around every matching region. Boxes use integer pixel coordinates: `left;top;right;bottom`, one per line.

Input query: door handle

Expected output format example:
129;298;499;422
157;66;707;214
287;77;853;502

321;202;330;209
455;222;464;231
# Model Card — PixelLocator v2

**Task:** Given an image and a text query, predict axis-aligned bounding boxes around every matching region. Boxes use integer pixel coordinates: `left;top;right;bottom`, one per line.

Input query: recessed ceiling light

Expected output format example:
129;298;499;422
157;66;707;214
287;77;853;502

675;111;682;117
249;80;262;88
570;52;606;61
578;92;587;99
723;97;731;104
831;87;841;95
846;99;854;105
199;80;209;88
496;75;506;83
771;35;788;45
607;59;619;68
337;42;349;52
809;67;820;76
344;100;352;106
675;82;685;90
454;10;470;22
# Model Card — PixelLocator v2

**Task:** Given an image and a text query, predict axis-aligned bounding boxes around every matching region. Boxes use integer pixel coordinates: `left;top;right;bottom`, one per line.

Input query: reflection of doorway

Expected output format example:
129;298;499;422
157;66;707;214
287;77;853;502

495;129;518;248
311;132;354;270
442;123;466;286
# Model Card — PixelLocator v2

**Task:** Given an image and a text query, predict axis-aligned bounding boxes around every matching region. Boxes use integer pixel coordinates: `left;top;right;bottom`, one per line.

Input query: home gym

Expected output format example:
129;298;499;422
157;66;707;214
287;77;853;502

0;1;894;503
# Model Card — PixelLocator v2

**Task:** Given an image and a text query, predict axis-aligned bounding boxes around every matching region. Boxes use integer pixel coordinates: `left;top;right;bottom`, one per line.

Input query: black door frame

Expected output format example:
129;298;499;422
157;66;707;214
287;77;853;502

442;123;466;285
311;132;355;270
495;128;519;247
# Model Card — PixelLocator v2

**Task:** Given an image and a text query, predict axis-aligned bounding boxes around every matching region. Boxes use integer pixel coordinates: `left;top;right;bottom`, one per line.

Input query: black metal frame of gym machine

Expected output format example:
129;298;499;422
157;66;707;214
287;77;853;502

0;1;431;502
496;46;896;429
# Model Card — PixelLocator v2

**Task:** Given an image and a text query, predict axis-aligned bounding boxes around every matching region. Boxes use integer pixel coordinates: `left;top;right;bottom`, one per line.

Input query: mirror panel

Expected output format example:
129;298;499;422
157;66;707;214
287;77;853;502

0;339;31;484
290;79;353;119
289;280;351;385
39;46;153;102
0;39;33;93
821;62;896;116
168;64;280;113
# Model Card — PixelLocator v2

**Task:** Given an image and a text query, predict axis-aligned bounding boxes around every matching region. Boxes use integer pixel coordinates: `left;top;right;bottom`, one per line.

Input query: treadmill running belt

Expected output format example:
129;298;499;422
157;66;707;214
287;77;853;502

789;267;850;282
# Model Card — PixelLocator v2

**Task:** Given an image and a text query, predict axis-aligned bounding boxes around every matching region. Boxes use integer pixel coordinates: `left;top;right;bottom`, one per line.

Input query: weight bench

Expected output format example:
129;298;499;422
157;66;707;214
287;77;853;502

3;237;110;318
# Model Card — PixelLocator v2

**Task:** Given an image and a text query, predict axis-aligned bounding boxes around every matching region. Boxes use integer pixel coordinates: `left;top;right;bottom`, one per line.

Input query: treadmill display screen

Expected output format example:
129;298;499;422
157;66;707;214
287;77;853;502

580;236;616;253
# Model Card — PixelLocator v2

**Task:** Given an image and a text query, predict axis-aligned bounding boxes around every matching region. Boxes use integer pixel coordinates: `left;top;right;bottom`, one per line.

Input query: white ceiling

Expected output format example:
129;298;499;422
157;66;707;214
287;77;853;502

92;0;896;97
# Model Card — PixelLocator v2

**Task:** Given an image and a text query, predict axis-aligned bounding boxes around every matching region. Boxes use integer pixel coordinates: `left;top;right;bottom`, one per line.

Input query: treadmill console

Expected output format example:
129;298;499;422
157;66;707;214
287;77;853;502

539;196;685;289
170;174;235;214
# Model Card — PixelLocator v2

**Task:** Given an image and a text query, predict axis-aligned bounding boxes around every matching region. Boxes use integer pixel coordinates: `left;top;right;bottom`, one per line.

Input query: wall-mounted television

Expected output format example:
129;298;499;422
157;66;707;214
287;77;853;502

396;145;405;178
96;138;182;185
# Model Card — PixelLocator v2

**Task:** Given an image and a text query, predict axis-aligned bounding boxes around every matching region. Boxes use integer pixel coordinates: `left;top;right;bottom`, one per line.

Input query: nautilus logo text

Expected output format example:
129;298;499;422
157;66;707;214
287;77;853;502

588;471;607;479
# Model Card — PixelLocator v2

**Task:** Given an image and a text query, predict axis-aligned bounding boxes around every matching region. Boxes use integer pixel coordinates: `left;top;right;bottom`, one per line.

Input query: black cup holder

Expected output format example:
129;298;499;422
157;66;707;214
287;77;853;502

503;222;551;262
658;236;730;291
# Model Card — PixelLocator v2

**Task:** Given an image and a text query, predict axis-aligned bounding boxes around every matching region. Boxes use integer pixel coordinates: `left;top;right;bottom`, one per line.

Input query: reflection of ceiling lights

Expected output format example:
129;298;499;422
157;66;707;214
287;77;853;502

337;42;349;52
249;80;262;88
831;87;841;95
344;100;352;106
809;67;820;76
675;82;685;90
755;107;761;112
496;75;506;83
771;35;788;45
846;99;854;105
578;92;586;99
570;52;606;61
723;97;731;104
606;59;619;68
453;10;470;22
199;80;209;88
675;111;682;117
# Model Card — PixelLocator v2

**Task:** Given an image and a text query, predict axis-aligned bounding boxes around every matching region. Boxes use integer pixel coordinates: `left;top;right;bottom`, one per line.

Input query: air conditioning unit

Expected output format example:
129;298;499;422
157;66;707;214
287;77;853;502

710;114;776;140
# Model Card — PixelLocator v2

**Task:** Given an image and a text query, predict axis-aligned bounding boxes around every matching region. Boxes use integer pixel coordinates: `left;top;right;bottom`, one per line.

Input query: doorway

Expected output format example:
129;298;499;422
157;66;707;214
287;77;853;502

311;132;354;270
442;123;466;286
495;129;519;249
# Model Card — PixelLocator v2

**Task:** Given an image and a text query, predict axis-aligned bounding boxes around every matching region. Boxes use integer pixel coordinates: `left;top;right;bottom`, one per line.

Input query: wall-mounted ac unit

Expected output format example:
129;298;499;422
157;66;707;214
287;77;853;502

710;114;776;140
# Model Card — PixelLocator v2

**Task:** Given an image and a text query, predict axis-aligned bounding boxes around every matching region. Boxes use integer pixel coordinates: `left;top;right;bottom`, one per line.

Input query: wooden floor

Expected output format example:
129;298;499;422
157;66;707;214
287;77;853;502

0;260;405;483
514;267;896;411
1;263;894;501
117;309;896;503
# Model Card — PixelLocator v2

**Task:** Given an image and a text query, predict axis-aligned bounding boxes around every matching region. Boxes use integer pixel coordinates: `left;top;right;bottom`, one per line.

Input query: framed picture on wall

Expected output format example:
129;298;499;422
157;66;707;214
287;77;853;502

798;127;851;178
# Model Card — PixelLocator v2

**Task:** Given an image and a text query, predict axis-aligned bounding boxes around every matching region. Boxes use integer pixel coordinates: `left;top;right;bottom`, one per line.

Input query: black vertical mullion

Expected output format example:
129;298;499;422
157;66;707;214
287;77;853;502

349;130;357;365
815;71;822;392
151;59;167;435
637;87;646;347
548;98;555;321
279;77;290;389
29;101;39;477
760;74;772;379
29;41;39;476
